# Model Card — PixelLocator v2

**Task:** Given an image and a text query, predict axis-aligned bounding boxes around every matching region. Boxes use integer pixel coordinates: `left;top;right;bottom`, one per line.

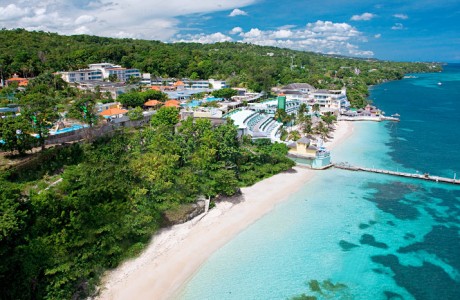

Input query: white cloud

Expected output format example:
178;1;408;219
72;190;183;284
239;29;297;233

174;32;232;43
223;20;373;57
391;23;404;30
374;33;381;38
271;29;293;39
75;15;96;25
229;26;243;34
240;28;263;38
0;4;30;21
393;13;408;20
0;0;257;40
229;8;248;17
74;26;92;35
277;24;297;30
306;21;361;39
351;12;376;21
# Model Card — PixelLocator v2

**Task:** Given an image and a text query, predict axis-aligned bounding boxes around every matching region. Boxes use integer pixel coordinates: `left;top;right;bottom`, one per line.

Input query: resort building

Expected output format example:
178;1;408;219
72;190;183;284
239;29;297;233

180;108;226;127
312;89;350;112
208;79;229;90
101;67;141;82
287;137;331;169
186;80;212;89
224;94;306;141
140;73;152;85
149;77;227;90
249;96;301;115
96;102;122;113
144;100;162;110
58;69;103;83
281;83;316;94
151;77;175;86
5;74;29;87
99;107;129;120
164;100;181;108
59;63;141;83
75;81;131;99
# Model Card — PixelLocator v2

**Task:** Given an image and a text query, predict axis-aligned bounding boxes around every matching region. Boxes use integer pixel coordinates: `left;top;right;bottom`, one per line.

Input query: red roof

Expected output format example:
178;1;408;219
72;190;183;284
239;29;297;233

150;86;161;91
144;100;162;106
100;108;129;116
164;100;180;107
6;77;28;86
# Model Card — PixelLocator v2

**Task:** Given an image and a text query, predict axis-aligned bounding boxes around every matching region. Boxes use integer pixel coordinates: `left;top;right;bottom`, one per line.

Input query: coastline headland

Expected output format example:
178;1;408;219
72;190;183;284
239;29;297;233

97;121;354;300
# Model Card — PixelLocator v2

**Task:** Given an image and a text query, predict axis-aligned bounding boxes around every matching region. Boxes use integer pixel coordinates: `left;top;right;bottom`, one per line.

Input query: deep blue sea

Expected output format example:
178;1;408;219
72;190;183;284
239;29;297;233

179;64;460;300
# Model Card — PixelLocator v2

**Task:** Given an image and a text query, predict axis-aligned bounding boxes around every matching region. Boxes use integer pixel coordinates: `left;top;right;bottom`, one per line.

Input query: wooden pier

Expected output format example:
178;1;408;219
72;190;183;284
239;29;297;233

333;163;459;185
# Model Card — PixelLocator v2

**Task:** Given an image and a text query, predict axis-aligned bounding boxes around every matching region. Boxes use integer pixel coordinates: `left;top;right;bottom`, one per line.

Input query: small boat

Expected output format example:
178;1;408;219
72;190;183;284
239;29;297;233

391;113;400;118
438;82;442;86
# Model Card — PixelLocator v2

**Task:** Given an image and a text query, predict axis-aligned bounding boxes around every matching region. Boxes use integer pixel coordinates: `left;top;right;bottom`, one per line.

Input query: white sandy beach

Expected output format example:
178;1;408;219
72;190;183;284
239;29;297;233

97;120;353;300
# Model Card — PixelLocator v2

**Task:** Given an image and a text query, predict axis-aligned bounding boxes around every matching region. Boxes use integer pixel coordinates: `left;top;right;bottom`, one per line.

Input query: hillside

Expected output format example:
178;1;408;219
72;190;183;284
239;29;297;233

0;29;441;107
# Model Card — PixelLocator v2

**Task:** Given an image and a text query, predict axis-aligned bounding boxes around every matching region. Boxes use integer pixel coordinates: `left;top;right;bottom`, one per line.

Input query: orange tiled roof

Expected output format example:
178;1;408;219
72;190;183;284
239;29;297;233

150;86;161;91
173;80;185;86
164;100;180;107
144;100;162;106
100;107;129;116
6;77;29;86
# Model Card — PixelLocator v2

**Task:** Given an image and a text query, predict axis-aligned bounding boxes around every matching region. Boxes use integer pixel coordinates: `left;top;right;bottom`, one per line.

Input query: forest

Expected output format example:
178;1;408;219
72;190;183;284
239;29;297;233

0;29;441;108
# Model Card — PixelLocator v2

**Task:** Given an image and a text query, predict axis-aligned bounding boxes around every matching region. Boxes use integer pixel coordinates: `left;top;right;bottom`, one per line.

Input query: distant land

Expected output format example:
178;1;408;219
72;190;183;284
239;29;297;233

0;29;441;108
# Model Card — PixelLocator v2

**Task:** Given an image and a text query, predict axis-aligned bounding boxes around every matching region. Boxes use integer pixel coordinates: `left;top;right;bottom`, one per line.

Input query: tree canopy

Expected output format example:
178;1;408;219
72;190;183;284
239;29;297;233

0;29;441;108
211;88;237;99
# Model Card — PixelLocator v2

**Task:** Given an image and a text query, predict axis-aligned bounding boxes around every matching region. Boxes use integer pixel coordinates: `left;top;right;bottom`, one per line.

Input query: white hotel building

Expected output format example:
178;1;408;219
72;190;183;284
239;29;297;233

58;63;141;83
311;89;350;112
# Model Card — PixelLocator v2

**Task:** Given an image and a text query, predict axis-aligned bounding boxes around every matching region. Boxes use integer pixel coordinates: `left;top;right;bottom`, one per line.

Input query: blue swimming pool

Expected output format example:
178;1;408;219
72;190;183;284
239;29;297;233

182;97;223;108
205;97;223;102
50;124;87;135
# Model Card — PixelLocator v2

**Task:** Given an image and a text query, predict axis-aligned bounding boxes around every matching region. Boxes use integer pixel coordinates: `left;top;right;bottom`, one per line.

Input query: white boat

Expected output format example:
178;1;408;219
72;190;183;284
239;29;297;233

438;82;442;86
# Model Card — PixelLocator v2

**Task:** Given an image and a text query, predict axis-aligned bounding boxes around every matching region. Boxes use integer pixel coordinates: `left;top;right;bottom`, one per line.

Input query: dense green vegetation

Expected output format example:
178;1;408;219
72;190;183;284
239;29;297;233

0;106;294;299
0;29;441;108
118;89;168;108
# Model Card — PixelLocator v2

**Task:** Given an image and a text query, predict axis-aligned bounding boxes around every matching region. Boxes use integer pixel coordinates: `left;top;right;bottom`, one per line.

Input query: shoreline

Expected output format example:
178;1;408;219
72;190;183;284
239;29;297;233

97;120;354;300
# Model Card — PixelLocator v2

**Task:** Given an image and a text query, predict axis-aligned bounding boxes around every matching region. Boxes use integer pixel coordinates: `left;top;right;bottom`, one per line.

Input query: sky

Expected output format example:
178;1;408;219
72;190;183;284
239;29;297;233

1;0;459;62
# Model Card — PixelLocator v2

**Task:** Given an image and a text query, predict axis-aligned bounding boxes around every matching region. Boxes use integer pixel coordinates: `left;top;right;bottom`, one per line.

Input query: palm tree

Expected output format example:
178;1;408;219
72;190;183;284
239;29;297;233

298;103;308;115
301;115;313;134
312;104;320;115
288;130;301;141
274;108;289;124
315;121;330;140
321;112;336;129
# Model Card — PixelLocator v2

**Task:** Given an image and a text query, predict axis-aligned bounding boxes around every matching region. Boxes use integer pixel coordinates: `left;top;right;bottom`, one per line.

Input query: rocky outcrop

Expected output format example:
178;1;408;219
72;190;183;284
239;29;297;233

161;200;206;226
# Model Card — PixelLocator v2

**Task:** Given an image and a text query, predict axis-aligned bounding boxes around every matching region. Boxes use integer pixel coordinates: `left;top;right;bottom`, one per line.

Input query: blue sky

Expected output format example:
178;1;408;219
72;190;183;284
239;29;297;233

1;0;459;62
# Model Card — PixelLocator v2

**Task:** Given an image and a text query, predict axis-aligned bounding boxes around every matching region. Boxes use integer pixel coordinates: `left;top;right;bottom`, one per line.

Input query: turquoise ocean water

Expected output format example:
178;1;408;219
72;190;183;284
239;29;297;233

179;64;460;300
